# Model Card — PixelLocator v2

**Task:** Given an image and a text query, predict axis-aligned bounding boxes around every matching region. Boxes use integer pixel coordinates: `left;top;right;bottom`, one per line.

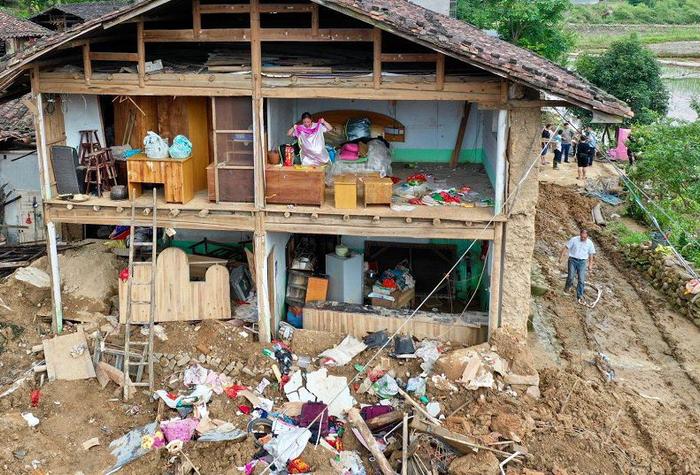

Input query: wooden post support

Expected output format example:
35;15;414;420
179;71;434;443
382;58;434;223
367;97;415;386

449;101;470;168
311;4;319;37
436;53;445;91
373;27;382;88
347;408;395;475
46;222;64;334
488;222;503;338
82;42;92;85
137;21;145;87
193;0;201;39
254;214;272;343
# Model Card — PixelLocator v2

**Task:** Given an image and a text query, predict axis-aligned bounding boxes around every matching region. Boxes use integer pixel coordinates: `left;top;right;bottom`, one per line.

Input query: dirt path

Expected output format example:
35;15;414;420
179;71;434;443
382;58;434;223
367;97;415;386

528;183;700;472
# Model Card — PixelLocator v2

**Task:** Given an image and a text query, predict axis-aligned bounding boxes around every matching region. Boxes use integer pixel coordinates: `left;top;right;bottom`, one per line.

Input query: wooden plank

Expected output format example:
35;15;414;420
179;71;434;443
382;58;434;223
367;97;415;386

302;306;488;345
119;247;231;323
380;53;438;63
82;43;91;85
259;3;314;13
143;29;196;42
89;52;139;62
449;101;470;168
200;3;250;14
42;327;96;381
373;27;381;88
261;28;373;42
488;222;503;337
348;408;394;475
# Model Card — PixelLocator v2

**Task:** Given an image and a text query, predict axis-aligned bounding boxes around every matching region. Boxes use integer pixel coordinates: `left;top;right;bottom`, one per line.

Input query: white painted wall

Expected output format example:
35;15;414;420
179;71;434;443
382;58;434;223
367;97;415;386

409;0;451;15
266;231;291;328
61;94;106;150
266;98;484;161
0;149;43;243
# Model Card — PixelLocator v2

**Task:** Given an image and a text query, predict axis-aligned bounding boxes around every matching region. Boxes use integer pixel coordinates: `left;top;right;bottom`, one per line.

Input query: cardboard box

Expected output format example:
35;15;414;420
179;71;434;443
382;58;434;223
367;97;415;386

371;287;415;309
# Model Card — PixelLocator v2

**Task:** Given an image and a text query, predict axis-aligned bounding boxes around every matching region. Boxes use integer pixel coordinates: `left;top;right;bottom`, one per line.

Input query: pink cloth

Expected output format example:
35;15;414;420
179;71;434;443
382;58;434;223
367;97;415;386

608;128;631;161
294;122;330;166
339;143;360;161
160;418;199;442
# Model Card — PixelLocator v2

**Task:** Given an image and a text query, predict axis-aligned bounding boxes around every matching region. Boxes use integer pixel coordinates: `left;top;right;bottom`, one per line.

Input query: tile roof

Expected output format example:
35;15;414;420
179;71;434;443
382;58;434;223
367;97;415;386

316;0;632;117
0;95;34;144
1;0;632;118
32;1;129;21
0;11;52;39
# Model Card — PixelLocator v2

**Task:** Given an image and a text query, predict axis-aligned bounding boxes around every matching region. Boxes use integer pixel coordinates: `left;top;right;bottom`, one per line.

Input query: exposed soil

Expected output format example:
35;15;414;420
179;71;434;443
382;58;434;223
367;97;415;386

0;187;698;474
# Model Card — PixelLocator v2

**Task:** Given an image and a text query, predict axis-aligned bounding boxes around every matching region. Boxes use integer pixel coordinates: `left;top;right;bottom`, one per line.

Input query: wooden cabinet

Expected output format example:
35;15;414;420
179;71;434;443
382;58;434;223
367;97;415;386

265;166;325;206
114;96;211;197
211;97;255;202
127;154;194;204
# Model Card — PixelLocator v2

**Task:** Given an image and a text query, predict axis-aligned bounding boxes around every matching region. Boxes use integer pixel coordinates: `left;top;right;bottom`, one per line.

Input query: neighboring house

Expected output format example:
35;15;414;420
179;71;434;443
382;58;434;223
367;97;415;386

30;1;128;31
0;10;52;56
0;0;631;342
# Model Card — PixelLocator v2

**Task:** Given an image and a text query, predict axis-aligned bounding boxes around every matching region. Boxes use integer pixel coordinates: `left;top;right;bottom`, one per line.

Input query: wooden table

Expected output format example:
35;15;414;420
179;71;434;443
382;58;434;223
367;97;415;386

126;153;194;204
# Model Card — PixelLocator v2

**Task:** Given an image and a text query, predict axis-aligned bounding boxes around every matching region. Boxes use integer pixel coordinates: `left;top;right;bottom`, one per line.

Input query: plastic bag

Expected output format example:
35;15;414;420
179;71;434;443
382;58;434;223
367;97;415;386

143;131;169;159
169;135;192;159
346;118;371;141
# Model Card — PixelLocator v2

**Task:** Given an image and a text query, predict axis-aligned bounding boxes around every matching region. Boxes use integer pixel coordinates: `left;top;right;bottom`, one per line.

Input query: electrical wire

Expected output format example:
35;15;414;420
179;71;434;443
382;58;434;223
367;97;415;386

256;114;567;474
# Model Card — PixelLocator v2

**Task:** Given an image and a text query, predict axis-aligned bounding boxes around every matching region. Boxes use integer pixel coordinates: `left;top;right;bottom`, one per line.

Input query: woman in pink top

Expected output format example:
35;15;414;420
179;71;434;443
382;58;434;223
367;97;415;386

287;112;333;166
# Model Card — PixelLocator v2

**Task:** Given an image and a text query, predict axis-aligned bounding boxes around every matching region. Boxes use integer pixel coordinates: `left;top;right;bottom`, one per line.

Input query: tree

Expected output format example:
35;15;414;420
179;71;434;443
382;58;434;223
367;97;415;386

456;0;575;62
575;36;669;125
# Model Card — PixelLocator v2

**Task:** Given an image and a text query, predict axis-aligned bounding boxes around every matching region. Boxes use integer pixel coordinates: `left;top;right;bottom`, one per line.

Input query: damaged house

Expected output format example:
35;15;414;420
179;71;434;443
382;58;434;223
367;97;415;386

0;0;631;352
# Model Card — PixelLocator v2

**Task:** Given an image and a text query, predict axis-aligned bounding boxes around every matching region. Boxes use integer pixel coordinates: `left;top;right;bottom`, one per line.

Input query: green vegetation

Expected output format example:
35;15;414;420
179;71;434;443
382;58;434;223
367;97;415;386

603;221;649;246
456;0;574;62
575;25;700;51
626;119;700;266
575;36;669;125
569;0;700;25
2;0;106;17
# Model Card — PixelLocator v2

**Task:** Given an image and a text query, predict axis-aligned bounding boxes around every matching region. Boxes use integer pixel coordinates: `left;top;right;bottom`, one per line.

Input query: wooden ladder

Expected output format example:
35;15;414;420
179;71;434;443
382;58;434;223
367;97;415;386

123;188;157;400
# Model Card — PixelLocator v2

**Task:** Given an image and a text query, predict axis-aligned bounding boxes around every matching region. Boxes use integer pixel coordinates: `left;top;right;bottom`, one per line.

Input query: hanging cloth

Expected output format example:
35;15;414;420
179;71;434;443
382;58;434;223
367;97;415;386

294;122;330;166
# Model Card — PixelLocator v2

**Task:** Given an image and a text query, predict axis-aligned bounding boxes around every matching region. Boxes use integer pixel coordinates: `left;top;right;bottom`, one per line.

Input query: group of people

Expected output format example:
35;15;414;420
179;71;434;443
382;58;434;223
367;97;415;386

540;122;598;180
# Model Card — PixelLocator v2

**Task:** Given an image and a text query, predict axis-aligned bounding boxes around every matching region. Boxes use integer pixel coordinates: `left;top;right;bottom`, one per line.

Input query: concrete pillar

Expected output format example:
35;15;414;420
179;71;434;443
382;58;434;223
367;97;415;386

500;107;541;333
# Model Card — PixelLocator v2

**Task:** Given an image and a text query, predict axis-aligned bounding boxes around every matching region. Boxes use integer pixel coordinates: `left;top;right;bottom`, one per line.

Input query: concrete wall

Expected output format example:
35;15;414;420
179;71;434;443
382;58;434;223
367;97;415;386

266;231;291;329
499;107;541;333
0;149;44;244
61;94;106;150
267;99;485;164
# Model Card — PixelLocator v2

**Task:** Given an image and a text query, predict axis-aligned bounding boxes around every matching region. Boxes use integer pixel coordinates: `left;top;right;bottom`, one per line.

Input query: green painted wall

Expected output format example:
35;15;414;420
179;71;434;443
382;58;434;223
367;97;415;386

430;239;488;312
392;148;485;164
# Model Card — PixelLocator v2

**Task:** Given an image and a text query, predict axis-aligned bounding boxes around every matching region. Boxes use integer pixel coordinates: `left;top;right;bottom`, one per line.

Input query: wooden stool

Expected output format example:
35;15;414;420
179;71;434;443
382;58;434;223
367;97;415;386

84;150;117;195
361;176;393;207
78;130;103;166
334;174;357;209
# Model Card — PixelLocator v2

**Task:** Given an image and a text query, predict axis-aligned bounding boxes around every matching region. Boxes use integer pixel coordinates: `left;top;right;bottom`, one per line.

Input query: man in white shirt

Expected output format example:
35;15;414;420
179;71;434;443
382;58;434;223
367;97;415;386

559;229;596;304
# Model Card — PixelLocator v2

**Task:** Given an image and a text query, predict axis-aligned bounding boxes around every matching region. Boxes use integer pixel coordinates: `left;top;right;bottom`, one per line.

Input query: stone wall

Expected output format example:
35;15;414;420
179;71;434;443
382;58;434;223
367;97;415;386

623;243;700;327
500;106;541;333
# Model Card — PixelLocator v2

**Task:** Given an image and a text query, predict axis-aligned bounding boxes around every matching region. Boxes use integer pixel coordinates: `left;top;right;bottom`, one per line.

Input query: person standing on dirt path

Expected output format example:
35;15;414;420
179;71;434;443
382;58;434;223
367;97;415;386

561;123;573;163
560;229;596;304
